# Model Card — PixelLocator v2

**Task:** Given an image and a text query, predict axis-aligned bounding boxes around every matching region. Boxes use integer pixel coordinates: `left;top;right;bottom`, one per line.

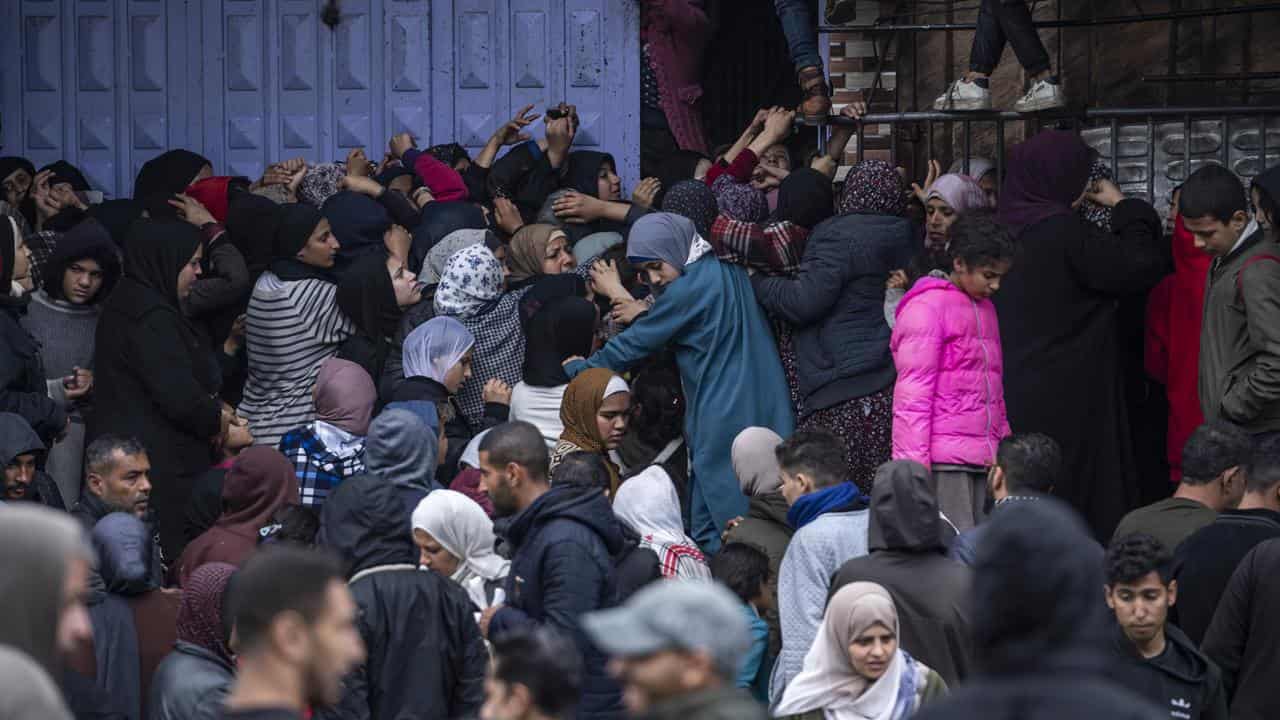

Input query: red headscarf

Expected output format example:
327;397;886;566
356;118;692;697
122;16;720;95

185;176;234;223
175;562;237;664
172;447;299;586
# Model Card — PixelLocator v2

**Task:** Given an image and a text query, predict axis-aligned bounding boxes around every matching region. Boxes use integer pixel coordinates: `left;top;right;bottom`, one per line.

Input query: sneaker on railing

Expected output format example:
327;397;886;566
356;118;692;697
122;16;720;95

932;78;992;112
1013;77;1065;113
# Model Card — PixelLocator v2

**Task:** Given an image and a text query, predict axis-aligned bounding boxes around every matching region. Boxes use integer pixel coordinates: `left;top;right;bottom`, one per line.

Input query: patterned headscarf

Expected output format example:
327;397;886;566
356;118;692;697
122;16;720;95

424;228;491;285
1079;158;1114;232
712;174;768;223
297;163;346;207
434;244;504;318
175;562;237;665
838;160;908;217
662;180;719;237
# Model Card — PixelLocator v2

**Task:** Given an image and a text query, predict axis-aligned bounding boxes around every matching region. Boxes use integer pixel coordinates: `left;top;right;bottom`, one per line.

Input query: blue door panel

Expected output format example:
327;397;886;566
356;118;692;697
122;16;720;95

2;0;639;198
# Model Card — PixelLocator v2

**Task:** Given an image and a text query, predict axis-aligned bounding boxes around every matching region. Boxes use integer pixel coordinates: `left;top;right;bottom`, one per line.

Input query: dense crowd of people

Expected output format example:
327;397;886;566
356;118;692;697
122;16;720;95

1;92;1280;720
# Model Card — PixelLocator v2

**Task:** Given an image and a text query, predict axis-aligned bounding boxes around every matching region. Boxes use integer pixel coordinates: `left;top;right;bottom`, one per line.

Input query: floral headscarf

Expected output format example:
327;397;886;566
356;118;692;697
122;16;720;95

297;163;346;208
838;160;908;217
712;174;768;223
434;244;504;318
662;180;719;237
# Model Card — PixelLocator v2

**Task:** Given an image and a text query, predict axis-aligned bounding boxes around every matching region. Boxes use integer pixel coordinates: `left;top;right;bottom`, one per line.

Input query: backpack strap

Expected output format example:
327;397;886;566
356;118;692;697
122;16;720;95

1236;254;1280;303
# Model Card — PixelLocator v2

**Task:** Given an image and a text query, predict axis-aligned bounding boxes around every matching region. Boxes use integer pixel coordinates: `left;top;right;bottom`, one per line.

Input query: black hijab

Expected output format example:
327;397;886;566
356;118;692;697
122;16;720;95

40;161;91;192
773;168;835;230
522;295;598;387
657;150;710;205
123;218;201;309
564;151;615;198
517;273;588;328
0;214;17;292
133;150;211;218
269;203;334;282
0;157;35;187
87;200;144;248
322;191;390;269
44;218;122;304
226;192;284;277
336;253;403;381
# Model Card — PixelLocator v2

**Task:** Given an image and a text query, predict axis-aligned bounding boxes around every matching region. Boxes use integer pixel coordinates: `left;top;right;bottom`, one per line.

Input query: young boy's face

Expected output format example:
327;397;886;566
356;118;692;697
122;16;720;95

1185;209;1249;257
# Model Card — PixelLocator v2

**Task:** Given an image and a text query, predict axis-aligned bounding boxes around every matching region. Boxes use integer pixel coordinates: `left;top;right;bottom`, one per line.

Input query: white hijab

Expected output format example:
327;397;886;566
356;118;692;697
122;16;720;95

403;316;474;383
773;582;908;720
612;466;696;550
411;491;509;608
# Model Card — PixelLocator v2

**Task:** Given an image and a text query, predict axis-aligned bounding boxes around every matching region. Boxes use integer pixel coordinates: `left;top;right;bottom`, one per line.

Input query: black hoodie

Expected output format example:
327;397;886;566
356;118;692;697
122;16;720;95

490;482;629;720
912;500;1163;720
316;473;486;720
0;411;62;509
830;460;973;685
1110;622;1228;720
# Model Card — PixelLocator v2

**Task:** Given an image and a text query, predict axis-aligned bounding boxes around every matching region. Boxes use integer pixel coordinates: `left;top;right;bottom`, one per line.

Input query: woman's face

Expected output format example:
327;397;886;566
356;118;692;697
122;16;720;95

596;391;631;450
638;260;681;292
847;623;897;681
760;145;791;173
413;529;461;577
542;231;577;275
11;234;33;291
925;198;958;247
386;256;422;308
443;349;474;394
62;257;105;305
3;168;32;206
176;244;205;302
297;219;340;268
597;163;622;201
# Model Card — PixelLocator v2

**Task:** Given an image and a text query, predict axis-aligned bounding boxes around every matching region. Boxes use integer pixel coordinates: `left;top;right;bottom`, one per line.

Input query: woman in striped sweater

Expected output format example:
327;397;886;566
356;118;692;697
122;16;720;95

239;204;354;448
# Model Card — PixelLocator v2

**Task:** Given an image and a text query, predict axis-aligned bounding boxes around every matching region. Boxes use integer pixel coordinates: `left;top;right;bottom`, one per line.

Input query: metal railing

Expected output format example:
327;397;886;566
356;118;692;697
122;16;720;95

817;2;1280;33
800;106;1278;211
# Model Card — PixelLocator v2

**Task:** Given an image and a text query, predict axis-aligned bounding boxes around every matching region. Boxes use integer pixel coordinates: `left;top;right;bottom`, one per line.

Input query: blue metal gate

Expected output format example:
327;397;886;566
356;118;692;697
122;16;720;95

2;0;640;198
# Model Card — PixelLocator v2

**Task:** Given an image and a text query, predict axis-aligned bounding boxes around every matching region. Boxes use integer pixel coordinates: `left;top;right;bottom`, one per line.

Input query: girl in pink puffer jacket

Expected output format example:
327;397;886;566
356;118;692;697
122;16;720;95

890;212;1015;531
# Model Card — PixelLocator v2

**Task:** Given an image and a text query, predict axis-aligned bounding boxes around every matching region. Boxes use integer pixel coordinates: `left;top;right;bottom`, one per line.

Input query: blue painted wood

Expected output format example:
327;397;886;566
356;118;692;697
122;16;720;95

2;0;640;198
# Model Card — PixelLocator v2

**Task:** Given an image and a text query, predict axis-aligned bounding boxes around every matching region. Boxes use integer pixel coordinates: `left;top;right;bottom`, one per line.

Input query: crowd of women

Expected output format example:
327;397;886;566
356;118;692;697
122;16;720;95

3;94;1279;720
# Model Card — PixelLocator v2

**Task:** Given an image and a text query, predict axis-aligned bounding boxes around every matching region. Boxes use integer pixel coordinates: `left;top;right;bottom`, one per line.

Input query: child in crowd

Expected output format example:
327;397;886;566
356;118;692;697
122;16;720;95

890;211;1015;531
710;542;774;703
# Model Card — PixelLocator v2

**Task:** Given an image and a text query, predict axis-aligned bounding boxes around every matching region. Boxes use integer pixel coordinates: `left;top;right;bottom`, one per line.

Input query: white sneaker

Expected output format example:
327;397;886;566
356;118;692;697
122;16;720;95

933;79;992;111
1014;79;1065;113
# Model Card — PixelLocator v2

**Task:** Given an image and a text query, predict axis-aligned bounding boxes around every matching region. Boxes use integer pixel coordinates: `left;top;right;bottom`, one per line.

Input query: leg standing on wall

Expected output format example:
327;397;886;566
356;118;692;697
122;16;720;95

776;0;832;121
934;0;1065;112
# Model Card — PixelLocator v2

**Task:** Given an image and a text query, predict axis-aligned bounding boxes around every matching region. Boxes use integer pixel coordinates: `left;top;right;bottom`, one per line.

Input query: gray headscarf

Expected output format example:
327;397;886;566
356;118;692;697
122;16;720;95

625;212;709;272
732;427;784;496
0;504;91;676
365;408;441;493
423;228;490;285
0;646;73;720
91;513;159;596
949;157;996;182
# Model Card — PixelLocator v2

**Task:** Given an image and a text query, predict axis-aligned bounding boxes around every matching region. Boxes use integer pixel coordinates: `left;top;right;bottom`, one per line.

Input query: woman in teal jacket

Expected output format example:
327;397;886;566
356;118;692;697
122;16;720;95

567;213;794;551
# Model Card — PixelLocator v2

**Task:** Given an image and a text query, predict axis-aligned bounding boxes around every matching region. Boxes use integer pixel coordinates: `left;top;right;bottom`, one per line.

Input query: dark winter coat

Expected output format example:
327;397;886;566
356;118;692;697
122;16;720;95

752;213;917;414
1201;538;1280;720
90;221;223;559
147;642;234;720
910;499;1164;720
830;461;973;686
994;199;1166;540
489;483;629;720
1198;226;1280;433
1108;622;1227;720
317;473;487;720
0;300;66;444
1170;508;1280;646
0;411;64;509
638;686;767;720
722;491;792;655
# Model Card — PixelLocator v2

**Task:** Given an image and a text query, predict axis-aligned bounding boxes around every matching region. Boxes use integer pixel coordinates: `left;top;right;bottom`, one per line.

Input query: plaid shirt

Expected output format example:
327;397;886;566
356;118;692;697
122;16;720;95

24;229;59;291
708;215;810;276
641;537;712;581
278;425;366;507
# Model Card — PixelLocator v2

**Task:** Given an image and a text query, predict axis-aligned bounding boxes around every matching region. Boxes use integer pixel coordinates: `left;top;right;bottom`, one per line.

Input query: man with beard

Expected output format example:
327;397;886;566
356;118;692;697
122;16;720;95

1;412;65;508
217;547;365;720
478;421;628;720
71;435;153;527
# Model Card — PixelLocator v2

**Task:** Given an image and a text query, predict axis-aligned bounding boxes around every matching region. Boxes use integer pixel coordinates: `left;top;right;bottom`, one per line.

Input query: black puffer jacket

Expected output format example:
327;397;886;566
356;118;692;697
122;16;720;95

1109;622;1227;720
489;483;628;720
751;213;916;414
317;473;487;720
911;500;1163;720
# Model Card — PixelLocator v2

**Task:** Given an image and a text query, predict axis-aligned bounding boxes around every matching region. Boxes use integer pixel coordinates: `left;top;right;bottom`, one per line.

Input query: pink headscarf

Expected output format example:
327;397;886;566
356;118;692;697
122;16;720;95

315;357;377;436
927;174;991;215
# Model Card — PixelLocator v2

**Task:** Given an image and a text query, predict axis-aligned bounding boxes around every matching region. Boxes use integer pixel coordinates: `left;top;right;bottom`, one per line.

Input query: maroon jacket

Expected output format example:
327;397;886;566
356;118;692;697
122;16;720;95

642;0;711;154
